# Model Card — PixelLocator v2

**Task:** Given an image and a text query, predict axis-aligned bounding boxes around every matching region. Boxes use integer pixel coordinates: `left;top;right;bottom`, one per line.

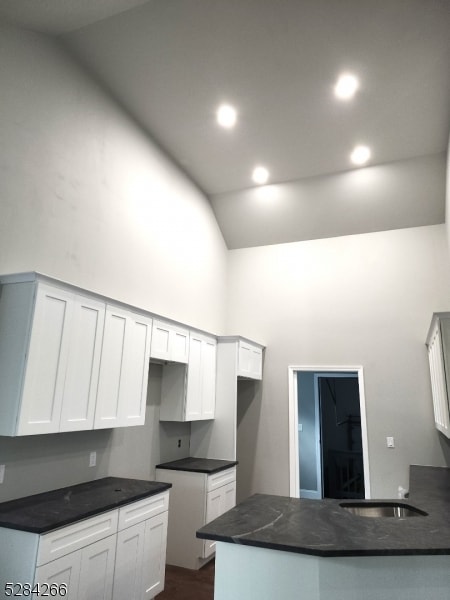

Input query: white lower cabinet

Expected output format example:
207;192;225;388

203;481;236;559
155;466;236;570
114;512;168;600
0;493;169;600
35;534;116;600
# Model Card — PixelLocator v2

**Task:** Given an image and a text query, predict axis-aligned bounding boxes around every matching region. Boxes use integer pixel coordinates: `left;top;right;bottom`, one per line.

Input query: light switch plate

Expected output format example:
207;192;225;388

0;465;5;484
89;451;96;467
386;436;395;448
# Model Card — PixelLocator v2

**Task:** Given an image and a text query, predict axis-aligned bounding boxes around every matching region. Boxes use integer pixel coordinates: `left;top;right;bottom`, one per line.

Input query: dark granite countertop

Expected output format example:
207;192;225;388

0;477;171;534
156;457;237;474
197;465;450;557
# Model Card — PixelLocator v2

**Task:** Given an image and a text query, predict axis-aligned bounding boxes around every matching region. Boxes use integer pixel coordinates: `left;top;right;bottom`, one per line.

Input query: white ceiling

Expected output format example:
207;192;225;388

0;0;449;247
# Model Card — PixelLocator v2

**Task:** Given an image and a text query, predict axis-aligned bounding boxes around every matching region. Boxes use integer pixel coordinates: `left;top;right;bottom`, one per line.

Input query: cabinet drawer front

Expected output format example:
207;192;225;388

206;468;236;492
37;510;118;567
118;491;169;531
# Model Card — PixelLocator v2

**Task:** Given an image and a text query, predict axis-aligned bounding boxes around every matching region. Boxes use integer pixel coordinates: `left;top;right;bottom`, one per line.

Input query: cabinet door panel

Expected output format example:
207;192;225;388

113;522;144;600
35;550;81;600
120;313;151;427
150;321;171;361
60;295;105;432
171;329;189;364
201;337;217;419
18;285;74;435
185;335;203;420
95;307;127;428
142;512;168;599
78;535;116;600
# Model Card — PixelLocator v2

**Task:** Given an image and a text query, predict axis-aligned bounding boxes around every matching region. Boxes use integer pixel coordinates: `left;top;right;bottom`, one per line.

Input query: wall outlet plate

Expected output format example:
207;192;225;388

0;465;4;483
89;451;97;467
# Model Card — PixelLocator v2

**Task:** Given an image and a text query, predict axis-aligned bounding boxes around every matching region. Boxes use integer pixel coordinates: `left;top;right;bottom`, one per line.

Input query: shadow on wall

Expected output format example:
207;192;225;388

236;379;262;504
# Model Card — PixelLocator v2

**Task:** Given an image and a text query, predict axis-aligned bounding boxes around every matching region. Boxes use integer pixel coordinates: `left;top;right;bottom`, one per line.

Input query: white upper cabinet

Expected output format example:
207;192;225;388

237;339;263;380
159;332;217;421
0;274;152;436
150;319;189;364
95;305;152;429
0;280;105;436
426;314;450;438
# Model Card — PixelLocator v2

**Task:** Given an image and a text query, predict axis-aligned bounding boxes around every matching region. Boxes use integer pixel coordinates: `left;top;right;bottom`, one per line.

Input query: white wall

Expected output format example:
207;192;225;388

226;224;450;498
0;21;227;501
0;21;227;333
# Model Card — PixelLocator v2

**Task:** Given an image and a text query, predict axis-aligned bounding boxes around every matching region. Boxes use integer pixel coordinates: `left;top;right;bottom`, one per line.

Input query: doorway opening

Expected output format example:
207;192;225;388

288;366;370;499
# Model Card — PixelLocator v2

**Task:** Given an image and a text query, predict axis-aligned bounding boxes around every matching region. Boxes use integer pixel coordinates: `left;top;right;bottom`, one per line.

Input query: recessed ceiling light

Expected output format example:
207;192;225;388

216;104;237;128
334;73;359;100
350;145;371;166
252;166;270;185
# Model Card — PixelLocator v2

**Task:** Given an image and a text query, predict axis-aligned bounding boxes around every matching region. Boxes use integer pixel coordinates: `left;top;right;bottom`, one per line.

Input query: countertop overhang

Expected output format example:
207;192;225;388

156;457;238;474
197;465;450;557
0;477;172;534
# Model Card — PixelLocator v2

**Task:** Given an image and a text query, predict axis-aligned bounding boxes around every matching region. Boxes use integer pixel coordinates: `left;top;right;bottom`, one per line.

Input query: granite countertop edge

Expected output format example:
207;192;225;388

156;457;238;474
196;465;450;558
0;477;172;534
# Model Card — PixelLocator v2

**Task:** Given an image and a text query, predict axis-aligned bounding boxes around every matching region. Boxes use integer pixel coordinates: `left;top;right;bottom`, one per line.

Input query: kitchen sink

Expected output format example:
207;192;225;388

339;501;428;518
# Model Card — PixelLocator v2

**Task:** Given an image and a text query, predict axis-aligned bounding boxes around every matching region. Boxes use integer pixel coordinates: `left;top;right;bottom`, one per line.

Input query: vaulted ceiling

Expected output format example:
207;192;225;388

0;0;449;248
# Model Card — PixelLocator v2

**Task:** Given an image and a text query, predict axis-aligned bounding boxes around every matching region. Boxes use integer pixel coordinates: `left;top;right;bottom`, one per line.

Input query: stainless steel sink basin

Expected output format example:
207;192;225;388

339;502;427;518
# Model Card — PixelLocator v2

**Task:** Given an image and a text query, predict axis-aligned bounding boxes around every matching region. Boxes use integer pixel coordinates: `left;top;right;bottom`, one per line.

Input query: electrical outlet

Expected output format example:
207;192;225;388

89;451;97;467
0;465;4;484
386;436;395;448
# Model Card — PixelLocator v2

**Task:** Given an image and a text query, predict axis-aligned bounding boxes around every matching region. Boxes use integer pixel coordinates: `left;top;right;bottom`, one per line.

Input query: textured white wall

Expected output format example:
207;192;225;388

0;22;227;501
227;225;450;498
0;21;227;334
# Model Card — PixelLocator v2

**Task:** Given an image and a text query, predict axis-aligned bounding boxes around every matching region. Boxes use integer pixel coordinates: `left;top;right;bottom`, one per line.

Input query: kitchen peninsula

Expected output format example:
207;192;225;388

197;465;450;600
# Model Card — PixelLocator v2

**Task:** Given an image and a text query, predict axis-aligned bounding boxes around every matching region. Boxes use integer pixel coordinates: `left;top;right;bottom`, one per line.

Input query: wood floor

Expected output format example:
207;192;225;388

157;560;215;600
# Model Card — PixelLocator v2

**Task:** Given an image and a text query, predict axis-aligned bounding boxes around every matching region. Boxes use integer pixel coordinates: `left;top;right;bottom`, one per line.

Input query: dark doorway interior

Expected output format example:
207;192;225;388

319;376;364;499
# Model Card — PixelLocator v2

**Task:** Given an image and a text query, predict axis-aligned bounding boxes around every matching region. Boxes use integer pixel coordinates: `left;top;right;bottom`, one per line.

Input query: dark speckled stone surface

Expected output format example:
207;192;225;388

0;477;171;534
156;457;237;474
197;465;450;557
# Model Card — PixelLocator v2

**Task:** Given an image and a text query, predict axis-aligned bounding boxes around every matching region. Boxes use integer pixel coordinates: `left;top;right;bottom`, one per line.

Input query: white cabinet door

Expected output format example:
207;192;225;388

203;480;236;559
185;334;203;420
121;312;152;427
95;305;152;429
60;295;105;432
185;332;217;421
35;549;81;600
237;340;263;380
142;512;168;599
18;284;74;435
78;536;116;600
113;522;144;600
150;320;189;364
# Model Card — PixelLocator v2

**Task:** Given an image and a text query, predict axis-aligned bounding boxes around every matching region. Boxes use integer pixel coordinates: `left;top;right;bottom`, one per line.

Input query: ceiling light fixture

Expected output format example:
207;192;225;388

350;145;371;166
334;73;359;100
216;104;237;128
252;166;270;185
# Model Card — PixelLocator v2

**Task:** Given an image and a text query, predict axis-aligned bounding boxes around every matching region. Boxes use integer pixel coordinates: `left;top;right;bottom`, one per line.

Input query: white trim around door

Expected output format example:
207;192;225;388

288;365;371;499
